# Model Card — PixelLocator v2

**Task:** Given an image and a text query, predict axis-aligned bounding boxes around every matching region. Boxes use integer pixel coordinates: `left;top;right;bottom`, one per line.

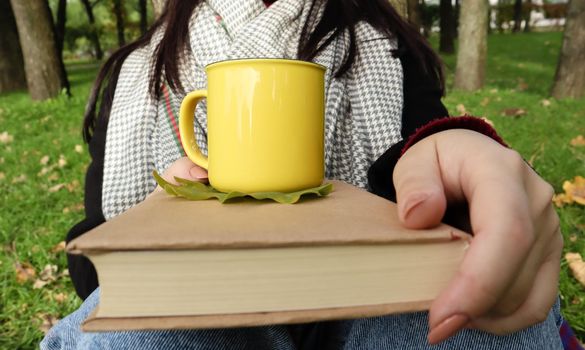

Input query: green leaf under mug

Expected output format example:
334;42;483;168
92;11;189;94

153;171;333;204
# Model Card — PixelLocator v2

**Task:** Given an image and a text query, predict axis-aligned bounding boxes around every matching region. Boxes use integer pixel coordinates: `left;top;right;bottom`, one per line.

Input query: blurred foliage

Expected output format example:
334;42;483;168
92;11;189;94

490;0;567;33
48;0;154;59
541;3;568;19
492;1;532;33
420;2;439;36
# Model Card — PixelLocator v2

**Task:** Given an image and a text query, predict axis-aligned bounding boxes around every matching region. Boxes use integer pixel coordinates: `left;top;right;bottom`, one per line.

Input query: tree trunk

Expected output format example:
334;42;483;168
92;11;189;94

406;0;421;30
390;0;408;18
551;0;585;99
524;0;532;32
10;0;69;100
439;0;456;54
151;0;166;19
513;0;523;32
455;0;460;36
55;0;67;56
0;0;27;93
454;0;488;91
139;0;147;34
79;0;103;60
113;0;126;47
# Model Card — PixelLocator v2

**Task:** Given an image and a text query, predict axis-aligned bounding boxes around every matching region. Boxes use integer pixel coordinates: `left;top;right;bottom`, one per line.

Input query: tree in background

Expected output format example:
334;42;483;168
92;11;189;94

454;0;488;91
55;0;67;57
513;0;522;32
10;0;70;100
439;0;455;54
80;0;104;59
113;0;126;47
139;0;147;35
0;0;27;93
420;1;439;37
406;0;422;31
551;0;585;99
524;0;532;32
151;0;165;19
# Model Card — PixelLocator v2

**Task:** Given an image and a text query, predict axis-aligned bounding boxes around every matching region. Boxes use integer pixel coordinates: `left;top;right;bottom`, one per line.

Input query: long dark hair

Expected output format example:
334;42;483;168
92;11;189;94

83;0;443;142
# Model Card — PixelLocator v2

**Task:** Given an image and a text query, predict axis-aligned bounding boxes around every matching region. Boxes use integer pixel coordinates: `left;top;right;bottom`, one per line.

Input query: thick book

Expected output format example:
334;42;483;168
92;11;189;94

67;180;471;332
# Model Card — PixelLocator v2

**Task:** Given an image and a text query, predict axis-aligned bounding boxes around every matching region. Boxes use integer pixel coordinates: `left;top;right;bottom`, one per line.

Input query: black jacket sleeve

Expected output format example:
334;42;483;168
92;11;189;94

367;51;448;202
66;107;107;300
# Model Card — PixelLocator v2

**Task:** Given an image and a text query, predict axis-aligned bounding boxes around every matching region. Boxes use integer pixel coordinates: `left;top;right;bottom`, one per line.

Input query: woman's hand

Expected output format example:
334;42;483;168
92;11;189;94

151;157;208;194
393;129;563;344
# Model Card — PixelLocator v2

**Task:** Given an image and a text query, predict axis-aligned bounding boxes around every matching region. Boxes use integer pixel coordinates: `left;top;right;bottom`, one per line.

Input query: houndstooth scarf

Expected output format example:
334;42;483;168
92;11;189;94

102;0;403;220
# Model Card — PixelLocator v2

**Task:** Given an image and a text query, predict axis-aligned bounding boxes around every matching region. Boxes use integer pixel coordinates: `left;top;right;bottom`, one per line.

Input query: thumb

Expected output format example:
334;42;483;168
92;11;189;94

161;156;208;185
393;138;447;229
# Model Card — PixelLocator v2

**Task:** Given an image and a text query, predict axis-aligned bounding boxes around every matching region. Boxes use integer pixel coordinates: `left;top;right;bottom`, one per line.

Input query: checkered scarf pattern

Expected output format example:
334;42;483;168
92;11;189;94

102;0;403;219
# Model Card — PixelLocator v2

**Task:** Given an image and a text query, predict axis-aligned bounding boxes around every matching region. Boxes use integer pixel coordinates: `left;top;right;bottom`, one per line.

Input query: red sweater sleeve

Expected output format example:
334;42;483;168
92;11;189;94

401;116;507;156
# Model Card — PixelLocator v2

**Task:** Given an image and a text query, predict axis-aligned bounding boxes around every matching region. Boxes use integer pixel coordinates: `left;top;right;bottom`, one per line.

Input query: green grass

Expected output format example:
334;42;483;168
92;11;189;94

438;31;585;338
1;31;584;348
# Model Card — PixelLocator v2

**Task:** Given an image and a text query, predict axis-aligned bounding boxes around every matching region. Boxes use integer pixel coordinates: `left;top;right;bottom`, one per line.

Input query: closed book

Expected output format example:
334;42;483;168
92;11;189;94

67;180;470;332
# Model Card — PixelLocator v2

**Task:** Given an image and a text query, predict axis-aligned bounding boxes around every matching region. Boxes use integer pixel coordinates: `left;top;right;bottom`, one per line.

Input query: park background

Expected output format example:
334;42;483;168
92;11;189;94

0;0;584;348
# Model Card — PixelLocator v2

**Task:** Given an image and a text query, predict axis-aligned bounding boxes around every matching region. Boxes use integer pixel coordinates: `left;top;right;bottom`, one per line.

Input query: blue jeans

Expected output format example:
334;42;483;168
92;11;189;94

41;288;564;349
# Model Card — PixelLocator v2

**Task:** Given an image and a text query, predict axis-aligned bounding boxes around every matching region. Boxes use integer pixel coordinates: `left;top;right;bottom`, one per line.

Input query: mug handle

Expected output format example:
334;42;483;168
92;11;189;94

179;90;209;170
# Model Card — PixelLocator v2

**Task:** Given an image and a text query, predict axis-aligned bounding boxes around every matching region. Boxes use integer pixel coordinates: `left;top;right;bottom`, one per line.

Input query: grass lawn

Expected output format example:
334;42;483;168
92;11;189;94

1;31;584;348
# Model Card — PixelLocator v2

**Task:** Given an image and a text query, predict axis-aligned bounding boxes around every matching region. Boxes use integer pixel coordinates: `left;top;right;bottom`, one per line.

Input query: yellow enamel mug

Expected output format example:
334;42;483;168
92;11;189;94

179;59;326;193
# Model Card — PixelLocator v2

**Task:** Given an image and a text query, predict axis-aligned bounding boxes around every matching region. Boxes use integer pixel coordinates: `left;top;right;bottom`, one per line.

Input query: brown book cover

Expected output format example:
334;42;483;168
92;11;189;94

68;180;470;331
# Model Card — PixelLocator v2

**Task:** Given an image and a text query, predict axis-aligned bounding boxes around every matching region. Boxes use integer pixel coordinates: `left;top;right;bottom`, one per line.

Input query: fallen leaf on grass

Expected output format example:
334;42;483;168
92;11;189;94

37;165;57;177
65;180;80;192
570;135;585;147
48;184;65;193
490;88;498;94
456;104;467;115
53;292;67;304
501;108;526;118
37;313;59;334
63;203;84;214
58;155;67;168
565;252;585;287
40;155;50;165
14;262;36;284
0;131;13;144
0;172;5;181
480;97;490;107
51;241;66;253
12;174;27;184
47;173;59;181
541;99;551;107
33;264;59;289
40;264;58;281
552;176;585;207
75;144;83;153
33;279;50;289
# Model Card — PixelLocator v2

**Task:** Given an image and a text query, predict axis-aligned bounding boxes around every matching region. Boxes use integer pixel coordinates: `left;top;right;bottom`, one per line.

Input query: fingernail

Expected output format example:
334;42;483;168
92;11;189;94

400;192;429;221
427;314;469;345
189;167;208;180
